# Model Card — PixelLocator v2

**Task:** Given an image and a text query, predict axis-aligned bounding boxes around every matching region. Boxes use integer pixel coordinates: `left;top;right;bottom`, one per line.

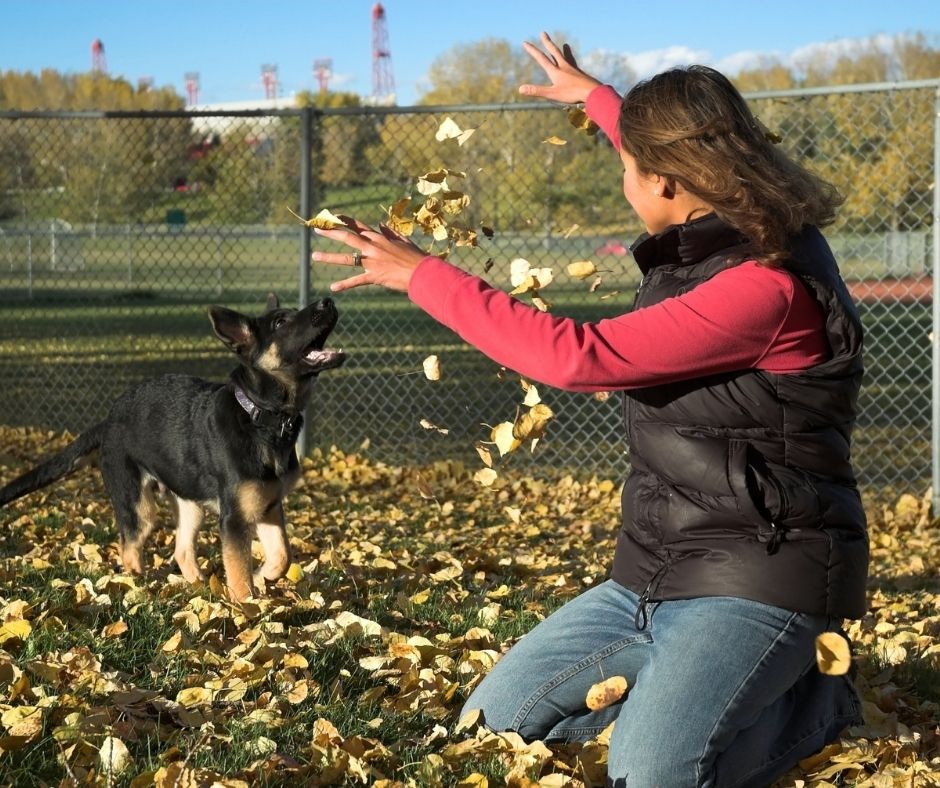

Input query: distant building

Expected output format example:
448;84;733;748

189;96;300;136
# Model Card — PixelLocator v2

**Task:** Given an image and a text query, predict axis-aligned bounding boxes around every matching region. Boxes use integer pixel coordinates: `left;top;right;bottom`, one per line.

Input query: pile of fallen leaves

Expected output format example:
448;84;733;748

0;425;938;786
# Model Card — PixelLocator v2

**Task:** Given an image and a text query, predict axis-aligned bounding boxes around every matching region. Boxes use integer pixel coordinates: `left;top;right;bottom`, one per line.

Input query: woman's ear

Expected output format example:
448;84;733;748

659;176;678;199
650;173;670;199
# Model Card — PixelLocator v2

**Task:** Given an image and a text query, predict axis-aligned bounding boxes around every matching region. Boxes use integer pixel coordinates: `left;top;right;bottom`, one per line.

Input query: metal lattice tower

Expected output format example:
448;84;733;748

261;64;278;100
371;3;395;103
313;58;333;93
184;72;200;106
91;39;107;73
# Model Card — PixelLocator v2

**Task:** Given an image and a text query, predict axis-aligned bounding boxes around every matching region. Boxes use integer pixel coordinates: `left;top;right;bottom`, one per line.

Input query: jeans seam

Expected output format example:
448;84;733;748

510;633;652;732
695;610;802;786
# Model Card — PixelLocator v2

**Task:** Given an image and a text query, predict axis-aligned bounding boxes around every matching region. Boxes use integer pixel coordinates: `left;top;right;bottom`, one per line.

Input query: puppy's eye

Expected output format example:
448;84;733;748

273;318;286;330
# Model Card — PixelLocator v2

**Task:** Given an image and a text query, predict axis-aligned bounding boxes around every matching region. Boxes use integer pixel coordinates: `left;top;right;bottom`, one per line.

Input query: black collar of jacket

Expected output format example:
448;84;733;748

630;213;752;275
233;385;302;439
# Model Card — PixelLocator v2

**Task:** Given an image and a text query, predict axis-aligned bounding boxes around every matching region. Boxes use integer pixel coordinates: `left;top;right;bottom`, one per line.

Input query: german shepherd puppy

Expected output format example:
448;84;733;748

0;294;345;601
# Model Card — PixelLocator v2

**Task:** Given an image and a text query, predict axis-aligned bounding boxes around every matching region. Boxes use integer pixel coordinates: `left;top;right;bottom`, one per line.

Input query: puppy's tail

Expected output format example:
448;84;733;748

0;423;106;507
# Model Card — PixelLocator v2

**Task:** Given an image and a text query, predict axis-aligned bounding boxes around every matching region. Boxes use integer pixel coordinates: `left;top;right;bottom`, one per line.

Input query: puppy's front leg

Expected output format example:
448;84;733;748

254;502;291;588
219;499;254;602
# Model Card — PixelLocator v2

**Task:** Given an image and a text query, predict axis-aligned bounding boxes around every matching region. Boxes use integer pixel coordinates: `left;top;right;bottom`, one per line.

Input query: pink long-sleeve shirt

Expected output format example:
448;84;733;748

406;86;829;393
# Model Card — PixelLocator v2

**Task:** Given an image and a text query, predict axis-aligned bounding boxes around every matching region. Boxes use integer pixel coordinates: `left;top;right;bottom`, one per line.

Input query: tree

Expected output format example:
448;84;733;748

419;38;546;105
0;69;190;226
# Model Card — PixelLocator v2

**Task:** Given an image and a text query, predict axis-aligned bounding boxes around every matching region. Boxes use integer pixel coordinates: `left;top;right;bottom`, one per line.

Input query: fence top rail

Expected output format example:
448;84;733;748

1;78;938;120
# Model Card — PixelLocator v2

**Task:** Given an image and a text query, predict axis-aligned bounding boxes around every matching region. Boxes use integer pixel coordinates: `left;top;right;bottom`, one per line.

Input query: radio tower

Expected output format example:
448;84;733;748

184;72;200;106
371;3;395;104
261;64;278;99
313;58;333;93
91;39;107;73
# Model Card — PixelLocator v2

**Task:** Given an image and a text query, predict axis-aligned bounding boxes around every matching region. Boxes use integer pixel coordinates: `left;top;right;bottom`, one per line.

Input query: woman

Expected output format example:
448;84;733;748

313;33;867;788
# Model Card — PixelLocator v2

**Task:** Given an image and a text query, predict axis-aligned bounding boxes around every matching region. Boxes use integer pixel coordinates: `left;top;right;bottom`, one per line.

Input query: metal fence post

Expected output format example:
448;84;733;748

298;106;313;458
932;85;940;513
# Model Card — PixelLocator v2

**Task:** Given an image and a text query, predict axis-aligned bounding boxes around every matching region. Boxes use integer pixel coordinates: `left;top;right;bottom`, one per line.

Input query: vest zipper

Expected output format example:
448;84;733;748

633;556;671;631
766;521;785;554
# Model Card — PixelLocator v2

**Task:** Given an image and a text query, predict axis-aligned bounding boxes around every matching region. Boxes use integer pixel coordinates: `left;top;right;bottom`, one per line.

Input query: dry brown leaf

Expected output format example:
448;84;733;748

815;631;852;675
585;675;628;710
567;261;597;280
423;355;441;381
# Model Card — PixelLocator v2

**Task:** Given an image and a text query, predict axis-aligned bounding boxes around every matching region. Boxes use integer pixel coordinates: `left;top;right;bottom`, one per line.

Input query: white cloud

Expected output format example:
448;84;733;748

592;32;917;85
624;45;712;79
713;50;786;76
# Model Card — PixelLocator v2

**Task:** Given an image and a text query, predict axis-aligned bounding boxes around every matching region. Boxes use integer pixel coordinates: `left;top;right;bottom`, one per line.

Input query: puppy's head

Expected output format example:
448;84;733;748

209;293;347;381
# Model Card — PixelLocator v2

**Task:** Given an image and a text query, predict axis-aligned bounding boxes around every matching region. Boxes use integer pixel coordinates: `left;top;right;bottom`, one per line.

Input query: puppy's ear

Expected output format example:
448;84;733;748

208;306;256;355
266;293;280;311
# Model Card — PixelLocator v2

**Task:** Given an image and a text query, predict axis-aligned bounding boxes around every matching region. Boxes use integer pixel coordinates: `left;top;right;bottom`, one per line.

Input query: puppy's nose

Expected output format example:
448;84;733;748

314;297;334;311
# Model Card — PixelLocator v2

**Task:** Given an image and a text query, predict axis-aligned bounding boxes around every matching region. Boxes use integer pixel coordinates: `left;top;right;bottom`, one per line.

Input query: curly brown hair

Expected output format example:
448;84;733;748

618;65;843;265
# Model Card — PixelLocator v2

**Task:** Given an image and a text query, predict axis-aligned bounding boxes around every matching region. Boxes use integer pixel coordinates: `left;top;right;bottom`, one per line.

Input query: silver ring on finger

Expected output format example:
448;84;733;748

352;251;363;267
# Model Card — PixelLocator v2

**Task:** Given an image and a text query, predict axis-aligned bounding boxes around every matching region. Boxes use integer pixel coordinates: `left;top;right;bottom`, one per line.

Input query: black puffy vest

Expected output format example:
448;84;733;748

611;214;869;620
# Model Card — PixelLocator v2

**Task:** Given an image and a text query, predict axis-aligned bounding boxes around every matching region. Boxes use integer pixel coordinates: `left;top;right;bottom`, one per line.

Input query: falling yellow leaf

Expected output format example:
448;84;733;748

567;261;598;280
492;422;521;456
285;563;304;583
509;258;553;293
435;117;476;146
475;442;493;467
542;135;567;145
531;296;551;312
287;206;346;230
423;355;441;381
567;106;600;135
513;403;554;441
420;418;449;435
521;380;541;407
417;168;450;195
815;632;852;675
586;675;628;710
473;468;498;487
385;197;415;237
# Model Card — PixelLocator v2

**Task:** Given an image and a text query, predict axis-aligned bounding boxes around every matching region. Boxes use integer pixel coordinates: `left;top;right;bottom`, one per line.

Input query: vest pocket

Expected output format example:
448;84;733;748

729;439;825;544
727;439;775;541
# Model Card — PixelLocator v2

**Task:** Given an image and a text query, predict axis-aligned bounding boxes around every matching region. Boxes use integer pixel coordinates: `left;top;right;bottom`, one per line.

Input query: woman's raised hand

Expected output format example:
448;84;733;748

312;217;427;293
519;32;601;105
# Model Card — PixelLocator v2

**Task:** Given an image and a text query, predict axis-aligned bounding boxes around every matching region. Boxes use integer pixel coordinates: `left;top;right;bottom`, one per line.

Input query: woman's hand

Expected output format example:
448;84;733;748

312;217;427;293
519;32;601;105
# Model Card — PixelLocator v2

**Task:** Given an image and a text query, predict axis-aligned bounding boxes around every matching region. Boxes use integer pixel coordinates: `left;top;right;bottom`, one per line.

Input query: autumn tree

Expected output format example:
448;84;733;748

0;69;190;226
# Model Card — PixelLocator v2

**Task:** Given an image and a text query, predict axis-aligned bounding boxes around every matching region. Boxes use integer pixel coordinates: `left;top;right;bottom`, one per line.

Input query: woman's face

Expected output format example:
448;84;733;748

620;149;669;234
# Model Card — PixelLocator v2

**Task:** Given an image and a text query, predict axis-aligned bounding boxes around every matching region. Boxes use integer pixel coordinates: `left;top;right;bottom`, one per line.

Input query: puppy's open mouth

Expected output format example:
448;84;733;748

302;345;346;372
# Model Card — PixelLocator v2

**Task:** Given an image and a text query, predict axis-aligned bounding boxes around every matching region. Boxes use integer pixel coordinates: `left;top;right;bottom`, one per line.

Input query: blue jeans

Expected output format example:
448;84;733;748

462;580;862;787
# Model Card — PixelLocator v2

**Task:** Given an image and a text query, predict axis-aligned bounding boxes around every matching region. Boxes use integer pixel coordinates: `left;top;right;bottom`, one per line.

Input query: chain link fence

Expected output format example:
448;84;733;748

1;80;937;492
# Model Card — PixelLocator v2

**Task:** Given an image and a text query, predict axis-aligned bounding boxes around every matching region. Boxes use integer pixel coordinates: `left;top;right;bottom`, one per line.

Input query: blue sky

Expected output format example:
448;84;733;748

2;0;937;105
